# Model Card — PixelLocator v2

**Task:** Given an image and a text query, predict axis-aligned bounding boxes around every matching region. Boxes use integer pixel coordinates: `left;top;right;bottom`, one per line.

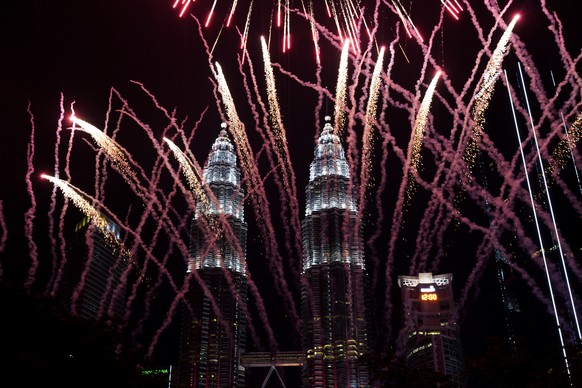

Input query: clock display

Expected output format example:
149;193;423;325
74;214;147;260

420;293;438;301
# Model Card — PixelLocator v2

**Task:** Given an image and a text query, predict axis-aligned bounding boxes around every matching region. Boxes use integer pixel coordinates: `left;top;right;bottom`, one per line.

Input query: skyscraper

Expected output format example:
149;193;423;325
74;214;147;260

176;127;248;388
398;272;465;387
301;117;370;387
57;215;128;324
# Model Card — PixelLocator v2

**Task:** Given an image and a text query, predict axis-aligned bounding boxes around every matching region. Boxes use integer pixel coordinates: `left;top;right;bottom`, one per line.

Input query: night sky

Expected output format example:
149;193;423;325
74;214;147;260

2;0;582;383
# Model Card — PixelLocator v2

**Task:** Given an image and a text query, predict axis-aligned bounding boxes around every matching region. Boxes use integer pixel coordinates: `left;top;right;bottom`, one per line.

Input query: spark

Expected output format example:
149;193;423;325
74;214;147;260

307;1;320;64
205;0;218;27
559;113;582;197
40;174;121;249
173;0;193;18
410;70;441;176
551;113;582;196
466;14;519;168
70;115;137;183
333;39;351;135
358;46;385;220
163;137;206;204
261;35;296;201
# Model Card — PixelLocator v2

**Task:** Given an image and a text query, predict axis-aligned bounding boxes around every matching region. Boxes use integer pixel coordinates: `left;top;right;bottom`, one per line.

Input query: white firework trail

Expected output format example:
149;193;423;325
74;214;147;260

360;46;385;190
410;70;441;175
70;115;137;182
517;62;581;342
464;14;519;169
471;14;519;138
41;174;110;241
334;39;351;135
504;69;572;380
163;137;206;202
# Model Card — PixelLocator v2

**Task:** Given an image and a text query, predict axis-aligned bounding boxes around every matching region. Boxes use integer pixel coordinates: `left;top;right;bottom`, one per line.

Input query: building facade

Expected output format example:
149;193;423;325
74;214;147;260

398;272;465;386
177;128;248;388
301;118;370;387
57;215;128;324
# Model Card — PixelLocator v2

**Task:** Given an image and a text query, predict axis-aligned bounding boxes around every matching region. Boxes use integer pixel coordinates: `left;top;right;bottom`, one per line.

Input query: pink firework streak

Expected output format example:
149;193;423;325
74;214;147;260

23;102;39;289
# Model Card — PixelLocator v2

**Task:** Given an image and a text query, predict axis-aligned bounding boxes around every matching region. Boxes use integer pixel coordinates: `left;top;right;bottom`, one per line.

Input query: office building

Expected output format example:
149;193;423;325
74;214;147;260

301;117;371;387
57;215;128;324
398;272;465;386
176;128;248;387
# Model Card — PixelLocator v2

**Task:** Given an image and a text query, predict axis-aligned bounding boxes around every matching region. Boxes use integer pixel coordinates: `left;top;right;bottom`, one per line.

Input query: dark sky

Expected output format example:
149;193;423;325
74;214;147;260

2;0;582;377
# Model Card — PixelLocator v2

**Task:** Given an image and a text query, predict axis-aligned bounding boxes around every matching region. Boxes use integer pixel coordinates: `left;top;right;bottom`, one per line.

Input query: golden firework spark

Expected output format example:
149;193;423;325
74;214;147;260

334;39;351;136
70;115;137;182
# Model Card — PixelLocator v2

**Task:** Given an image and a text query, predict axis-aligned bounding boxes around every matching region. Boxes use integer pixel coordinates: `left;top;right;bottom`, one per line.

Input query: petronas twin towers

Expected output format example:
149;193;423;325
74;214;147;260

177;118;371;387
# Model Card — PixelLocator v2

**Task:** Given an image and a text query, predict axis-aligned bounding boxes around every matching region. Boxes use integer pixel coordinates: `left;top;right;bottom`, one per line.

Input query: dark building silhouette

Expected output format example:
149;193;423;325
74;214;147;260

398;272;465;387
57;215;128;324
177;128;248;388
300;118;371;387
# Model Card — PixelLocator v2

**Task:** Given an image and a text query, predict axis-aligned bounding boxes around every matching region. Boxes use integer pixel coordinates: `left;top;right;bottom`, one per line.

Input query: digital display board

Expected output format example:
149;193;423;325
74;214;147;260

420;293;438;301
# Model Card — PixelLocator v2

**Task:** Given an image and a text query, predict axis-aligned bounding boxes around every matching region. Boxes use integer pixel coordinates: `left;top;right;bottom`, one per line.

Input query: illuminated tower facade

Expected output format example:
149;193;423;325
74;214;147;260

398;272;465;387
301;118;370;387
177;128;248;388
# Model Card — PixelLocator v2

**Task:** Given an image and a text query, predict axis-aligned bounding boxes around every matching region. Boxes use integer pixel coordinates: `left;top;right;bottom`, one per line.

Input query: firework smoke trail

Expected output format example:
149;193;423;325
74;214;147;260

402;70;441;275
117;151;180;325
307;1;321;64
41;174;123;316
504;69;573;377
46;94;66;295
41;174;111;237
42;168;224;351
128;130;198;347
380;70;441;329
405;12;521;279
517;62;582;341
333;39;351;135
396;71;444;269
419;4;577;290
70;115;137;182
259;36;304;275
539;0;582;90
241;47;304;282
495;7;582;143
102;123;180;321
364;31;402;296
0;201;6;280
108;103;265;349
465;14;519;168
212;61;300;341
557;113;582;197
410;71;441;177
260;36;298;203
122;102;199;330
427;106;582;316
23;103;39;289
0;201;6;252
163;137;207;205
124;86;276;355
123;78;271;352
48;103;78;296
357;46;384;225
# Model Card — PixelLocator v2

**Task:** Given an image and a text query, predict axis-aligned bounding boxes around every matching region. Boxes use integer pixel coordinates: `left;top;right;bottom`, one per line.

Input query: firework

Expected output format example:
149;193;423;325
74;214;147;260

409;70;441;176
10;2;582;382
70;115;137;182
333;39;351;135
163;137;206;203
